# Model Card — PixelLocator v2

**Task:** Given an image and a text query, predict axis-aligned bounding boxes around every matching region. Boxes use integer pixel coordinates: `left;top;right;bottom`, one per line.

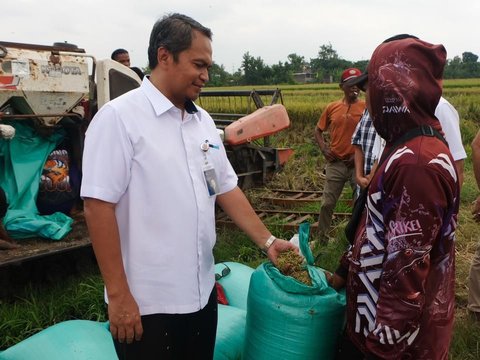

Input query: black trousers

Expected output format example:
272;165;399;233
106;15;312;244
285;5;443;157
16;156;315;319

113;287;218;360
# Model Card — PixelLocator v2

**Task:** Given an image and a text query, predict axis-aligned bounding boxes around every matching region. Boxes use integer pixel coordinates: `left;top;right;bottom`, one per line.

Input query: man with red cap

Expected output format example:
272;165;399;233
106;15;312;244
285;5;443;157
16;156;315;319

331;36;459;359
314;68;365;244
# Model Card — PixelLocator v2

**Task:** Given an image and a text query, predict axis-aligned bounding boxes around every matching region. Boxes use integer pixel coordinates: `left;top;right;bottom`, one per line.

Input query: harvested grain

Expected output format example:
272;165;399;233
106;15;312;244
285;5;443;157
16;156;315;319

276;249;312;285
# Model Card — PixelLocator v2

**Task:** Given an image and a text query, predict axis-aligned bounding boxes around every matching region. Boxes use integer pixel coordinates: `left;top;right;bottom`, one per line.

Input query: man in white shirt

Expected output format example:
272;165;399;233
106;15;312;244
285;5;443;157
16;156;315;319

81;13;295;359
435;96;467;186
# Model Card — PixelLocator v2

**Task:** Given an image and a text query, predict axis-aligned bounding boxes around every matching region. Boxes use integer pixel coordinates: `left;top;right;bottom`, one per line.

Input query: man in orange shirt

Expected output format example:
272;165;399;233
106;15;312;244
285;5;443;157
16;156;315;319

314;68;365;244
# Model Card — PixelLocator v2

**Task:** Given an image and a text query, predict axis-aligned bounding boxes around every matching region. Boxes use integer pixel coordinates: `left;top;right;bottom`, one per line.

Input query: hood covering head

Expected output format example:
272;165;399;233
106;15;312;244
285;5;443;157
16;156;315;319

367;37;446;143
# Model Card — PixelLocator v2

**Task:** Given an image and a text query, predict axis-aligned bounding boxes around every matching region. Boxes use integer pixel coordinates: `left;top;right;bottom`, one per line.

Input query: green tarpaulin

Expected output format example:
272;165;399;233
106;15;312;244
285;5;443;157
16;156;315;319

0;122;73;240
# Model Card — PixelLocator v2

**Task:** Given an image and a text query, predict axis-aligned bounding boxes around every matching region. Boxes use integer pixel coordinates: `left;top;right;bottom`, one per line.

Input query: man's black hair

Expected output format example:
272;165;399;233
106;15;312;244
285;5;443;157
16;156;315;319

111;48;129;60
148;13;212;69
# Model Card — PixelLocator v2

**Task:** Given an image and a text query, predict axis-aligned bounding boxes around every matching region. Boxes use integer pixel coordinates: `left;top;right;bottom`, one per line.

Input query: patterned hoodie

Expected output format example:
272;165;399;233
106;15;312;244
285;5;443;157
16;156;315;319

343;37;459;359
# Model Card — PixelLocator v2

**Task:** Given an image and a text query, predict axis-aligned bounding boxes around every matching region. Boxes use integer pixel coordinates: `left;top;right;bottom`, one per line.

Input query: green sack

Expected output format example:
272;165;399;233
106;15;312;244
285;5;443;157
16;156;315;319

243;223;346;360
0;320;116;360
214;304;247;360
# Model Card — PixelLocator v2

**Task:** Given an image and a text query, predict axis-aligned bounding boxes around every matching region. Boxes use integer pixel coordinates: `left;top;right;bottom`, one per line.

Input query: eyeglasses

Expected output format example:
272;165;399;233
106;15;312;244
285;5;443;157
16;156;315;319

215;263;231;281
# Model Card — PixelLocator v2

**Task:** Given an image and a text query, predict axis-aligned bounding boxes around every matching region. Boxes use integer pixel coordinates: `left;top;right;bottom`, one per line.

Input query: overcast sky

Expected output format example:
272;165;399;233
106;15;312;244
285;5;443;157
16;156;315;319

3;0;478;72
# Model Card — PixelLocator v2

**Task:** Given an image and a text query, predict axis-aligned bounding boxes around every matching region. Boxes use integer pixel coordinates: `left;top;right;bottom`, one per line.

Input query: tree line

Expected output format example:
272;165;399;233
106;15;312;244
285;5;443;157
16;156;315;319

206;43;480;87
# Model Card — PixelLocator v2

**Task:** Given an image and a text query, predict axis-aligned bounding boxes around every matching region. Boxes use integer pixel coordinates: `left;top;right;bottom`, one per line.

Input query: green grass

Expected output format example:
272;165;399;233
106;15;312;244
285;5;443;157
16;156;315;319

450;312;480;360
0;269;106;349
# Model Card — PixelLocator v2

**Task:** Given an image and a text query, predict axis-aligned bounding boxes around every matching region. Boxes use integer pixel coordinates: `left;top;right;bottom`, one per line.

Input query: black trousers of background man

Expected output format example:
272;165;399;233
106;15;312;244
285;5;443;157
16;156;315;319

113;286;218;360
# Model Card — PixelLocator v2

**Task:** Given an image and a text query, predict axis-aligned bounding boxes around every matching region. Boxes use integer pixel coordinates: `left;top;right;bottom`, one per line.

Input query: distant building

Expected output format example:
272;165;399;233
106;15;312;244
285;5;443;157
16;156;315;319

293;72;315;84
322;74;334;83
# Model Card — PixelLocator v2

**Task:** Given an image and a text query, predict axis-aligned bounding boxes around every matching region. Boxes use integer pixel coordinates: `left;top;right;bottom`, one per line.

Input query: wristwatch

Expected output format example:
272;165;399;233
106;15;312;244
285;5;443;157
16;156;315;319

263;235;277;252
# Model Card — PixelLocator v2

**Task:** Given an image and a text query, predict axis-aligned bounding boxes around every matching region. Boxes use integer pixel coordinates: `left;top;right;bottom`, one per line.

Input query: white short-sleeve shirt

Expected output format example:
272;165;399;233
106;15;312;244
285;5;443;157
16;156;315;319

81;77;238;315
435;96;467;161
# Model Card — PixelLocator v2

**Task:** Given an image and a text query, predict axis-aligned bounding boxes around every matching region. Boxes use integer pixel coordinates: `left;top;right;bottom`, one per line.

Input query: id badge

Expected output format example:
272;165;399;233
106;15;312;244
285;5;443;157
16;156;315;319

203;164;219;196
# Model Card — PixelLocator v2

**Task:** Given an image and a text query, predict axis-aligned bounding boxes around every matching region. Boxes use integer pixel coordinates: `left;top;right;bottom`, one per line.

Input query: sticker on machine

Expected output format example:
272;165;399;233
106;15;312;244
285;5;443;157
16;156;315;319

0;75;20;89
11;60;30;77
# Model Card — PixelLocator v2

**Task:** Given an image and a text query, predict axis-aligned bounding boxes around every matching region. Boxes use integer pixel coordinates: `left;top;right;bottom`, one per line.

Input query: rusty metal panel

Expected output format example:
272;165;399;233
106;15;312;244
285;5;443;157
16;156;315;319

0;45;91;125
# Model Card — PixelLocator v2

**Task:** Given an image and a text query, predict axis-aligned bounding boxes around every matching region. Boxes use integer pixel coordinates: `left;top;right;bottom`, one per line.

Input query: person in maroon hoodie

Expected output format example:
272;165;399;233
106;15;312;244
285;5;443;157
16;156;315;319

330;35;460;359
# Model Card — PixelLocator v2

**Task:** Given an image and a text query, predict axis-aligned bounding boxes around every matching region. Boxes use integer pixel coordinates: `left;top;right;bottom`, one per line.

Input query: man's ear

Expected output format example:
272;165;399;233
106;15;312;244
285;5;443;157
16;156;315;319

157;47;170;66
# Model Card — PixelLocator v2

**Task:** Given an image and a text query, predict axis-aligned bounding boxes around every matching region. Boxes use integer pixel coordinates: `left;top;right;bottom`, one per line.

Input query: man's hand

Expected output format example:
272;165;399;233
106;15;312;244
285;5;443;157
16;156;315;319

343;154;355;168
266;239;298;266
324;271;346;291
473;196;480;222
356;176;370;189
84;198;142;343
107;291;143;344
322;147;337;162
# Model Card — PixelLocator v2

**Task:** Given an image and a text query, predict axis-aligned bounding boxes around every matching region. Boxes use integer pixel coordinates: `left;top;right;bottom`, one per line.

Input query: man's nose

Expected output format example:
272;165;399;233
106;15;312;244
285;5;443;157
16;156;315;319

200;69;209;82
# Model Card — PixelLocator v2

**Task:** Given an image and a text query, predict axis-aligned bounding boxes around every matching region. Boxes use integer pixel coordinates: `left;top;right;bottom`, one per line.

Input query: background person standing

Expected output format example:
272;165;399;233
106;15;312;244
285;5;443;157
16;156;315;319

347;72;378;194
351;107;377;193
314;68;365;244
111;48;131;67
435;96;467;186
111;48;145;79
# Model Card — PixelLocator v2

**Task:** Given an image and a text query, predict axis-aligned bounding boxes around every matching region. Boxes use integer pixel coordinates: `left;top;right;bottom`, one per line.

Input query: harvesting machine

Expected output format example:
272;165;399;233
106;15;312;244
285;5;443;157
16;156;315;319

0;41;293;273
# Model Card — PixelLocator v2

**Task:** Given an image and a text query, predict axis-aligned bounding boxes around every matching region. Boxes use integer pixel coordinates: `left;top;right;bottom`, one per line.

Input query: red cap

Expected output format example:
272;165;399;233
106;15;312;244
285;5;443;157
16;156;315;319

340;68;362;83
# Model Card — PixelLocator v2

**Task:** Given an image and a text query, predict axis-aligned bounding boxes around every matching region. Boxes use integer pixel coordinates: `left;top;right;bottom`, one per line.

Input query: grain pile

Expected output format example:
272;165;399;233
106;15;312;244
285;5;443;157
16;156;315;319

276;249;312;286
